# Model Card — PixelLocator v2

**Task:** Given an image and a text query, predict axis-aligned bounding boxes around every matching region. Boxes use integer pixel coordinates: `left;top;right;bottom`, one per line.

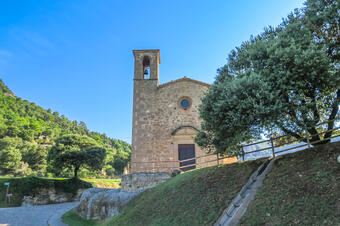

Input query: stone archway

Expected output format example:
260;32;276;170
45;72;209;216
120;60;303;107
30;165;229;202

171;125;200;171
171;125;200;136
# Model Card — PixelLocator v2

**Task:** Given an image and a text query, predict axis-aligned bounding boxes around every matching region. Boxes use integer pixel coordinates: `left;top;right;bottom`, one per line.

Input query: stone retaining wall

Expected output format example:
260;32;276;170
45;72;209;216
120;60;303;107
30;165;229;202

121;172;171;192
21;188;85;206
76;172;172;220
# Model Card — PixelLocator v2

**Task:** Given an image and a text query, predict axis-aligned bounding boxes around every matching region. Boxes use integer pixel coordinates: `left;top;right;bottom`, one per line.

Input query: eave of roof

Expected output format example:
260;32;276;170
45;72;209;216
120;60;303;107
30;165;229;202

132;49;161;64
158;77;211;89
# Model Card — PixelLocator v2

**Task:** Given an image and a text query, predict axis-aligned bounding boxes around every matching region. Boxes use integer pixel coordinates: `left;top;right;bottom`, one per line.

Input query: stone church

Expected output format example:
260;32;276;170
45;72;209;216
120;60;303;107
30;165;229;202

131;49;236;173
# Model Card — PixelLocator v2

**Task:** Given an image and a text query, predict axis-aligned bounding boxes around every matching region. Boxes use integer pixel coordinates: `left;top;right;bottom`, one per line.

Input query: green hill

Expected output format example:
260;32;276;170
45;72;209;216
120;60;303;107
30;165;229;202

0;78;130;177
0;79;15;96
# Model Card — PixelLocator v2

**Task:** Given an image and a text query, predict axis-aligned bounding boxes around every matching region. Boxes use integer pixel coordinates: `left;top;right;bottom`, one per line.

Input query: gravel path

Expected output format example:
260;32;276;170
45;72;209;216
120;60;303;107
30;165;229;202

0;202;79;226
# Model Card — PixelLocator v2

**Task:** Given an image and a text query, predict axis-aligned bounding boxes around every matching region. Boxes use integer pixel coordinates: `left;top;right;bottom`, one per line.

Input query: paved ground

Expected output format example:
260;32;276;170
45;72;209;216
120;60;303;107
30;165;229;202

0;202;79;226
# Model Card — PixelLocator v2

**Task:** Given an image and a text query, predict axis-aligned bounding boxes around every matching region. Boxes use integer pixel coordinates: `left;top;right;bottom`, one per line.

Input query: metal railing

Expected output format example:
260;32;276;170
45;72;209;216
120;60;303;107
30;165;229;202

131;117;340;172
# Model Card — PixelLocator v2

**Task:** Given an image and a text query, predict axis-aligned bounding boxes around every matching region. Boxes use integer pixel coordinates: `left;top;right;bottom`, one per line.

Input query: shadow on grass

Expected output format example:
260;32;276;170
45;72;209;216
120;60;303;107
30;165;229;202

62;210;104;226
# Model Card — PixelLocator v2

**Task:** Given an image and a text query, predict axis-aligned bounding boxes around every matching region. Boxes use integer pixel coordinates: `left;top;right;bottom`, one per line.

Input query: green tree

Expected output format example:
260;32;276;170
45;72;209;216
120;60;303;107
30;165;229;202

49;134;106;178
0;136;23;149
0;147;22;174
14;162;32;176
21;143;47;173
0;115;7;138
196;0;339;155
112;149;130;174
6;125;20;137
0;137;46;173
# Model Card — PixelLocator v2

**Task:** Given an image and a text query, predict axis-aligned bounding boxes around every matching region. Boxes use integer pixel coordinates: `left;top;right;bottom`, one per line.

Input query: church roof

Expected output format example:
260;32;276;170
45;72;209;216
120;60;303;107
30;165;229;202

158;77;211;89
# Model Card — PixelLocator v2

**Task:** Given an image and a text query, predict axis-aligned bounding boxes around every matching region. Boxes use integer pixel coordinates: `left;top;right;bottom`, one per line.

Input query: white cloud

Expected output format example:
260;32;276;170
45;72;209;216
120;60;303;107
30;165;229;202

0;50;13;65
9;28;55;56
0;50;13;57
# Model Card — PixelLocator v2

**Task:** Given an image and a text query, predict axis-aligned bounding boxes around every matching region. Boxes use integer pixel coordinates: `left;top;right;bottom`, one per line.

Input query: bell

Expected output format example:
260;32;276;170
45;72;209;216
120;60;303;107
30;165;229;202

144;69;148;75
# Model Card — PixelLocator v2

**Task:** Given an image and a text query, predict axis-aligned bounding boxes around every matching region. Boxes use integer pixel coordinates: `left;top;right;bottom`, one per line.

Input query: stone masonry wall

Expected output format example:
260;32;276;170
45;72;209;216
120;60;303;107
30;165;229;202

132;78;223;172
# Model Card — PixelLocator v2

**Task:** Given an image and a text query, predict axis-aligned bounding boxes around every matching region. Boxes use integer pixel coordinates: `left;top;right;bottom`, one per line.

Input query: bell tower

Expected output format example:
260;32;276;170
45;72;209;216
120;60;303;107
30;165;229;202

131;49;161;172
133;49;160;83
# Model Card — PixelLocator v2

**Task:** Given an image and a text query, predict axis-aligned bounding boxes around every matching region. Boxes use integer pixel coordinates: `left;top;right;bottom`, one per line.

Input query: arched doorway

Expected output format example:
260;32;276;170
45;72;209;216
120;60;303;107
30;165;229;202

171;125;200;171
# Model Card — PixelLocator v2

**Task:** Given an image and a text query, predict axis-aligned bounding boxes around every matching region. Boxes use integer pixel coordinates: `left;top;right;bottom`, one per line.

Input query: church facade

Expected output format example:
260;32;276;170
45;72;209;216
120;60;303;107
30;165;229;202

131;49;236;173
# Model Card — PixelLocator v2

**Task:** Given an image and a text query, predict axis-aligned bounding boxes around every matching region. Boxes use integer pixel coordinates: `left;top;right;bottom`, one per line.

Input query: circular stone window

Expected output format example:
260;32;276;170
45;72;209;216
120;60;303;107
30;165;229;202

179;97;192;110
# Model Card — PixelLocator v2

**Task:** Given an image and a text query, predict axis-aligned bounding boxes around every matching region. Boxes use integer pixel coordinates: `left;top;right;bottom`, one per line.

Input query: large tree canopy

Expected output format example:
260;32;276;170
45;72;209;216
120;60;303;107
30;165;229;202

196;0;339;155
48;134;106;178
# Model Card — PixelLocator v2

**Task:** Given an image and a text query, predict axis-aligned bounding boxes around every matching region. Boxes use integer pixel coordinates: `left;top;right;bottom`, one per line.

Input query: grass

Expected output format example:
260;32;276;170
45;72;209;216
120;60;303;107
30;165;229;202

62;210;104;226
39;177;121;188
83;178;121;189
109;160;265;226
62;159;265;226
239;141;340;226
63;142;340;226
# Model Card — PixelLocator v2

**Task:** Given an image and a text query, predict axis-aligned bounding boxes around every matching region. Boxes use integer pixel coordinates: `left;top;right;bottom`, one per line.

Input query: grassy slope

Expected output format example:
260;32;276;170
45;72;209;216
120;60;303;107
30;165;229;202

0;177;92;207
106;160;263;226
62;160;263;226
63;142;340;226
240;141;340;226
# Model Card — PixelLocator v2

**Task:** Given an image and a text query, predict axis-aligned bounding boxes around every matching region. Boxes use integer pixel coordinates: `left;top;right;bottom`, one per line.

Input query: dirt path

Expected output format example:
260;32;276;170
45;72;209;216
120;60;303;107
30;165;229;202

0;202;79;226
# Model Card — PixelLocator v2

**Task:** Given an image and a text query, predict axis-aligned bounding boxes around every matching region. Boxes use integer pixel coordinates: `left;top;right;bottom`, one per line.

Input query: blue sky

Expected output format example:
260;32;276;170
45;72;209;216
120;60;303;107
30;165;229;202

0;0;305;143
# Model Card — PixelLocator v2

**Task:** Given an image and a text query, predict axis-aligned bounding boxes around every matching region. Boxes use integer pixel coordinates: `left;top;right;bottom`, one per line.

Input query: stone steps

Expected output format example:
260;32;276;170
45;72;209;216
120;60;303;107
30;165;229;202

214;157;279;226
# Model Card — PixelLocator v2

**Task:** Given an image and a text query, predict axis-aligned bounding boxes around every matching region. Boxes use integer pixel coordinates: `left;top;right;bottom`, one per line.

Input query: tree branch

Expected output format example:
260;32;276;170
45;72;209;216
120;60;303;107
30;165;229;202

310;89;320;125
277;124;305;142
299;97;321;143
284;95;306;129
324;89;340;139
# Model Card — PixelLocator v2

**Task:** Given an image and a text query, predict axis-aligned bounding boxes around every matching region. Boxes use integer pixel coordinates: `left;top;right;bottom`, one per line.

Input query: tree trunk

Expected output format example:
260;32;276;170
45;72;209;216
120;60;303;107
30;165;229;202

74;166;79;178
311;89;339;146
307;126;326;146
310;134;330;146
323;89;340;141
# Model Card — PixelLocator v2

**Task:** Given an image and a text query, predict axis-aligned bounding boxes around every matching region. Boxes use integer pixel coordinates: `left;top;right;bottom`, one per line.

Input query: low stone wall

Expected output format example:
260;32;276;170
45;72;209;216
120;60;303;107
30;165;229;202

21;188;85;206
76;172;172;220
121;172;171;192
77;188;140;220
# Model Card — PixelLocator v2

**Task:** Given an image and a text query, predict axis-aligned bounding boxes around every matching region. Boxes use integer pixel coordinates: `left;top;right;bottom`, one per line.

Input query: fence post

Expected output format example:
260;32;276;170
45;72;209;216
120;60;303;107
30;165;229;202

5;183;9;203
306;133;311;149
241;146;245;161
270;137;275;158
216;154;220;165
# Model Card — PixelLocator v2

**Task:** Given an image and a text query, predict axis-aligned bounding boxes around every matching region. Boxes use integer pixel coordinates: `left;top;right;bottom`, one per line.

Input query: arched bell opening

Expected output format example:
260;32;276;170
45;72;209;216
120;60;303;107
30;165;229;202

142;55;151;79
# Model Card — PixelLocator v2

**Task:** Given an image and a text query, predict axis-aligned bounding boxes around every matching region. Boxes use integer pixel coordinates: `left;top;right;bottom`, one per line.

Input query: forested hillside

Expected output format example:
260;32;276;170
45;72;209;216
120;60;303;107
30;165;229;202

0;78;130;177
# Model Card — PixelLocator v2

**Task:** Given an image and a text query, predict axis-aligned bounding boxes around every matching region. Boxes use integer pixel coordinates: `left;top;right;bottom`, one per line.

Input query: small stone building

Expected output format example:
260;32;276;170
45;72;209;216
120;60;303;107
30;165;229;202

131;49;236;173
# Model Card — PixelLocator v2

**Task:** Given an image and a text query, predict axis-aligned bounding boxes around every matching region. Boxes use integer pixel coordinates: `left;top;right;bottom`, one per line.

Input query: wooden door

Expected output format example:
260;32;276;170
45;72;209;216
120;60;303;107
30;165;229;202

178;144;196;171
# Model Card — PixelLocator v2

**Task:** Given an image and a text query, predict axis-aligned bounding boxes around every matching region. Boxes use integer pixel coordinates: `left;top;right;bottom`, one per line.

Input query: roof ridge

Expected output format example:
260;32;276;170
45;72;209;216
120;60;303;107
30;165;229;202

158;77;211;88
